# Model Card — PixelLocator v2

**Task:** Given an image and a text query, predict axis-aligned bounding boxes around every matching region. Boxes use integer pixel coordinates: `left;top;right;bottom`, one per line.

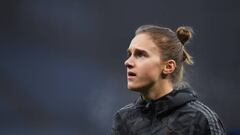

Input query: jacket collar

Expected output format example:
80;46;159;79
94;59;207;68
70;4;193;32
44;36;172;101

135;88;197;116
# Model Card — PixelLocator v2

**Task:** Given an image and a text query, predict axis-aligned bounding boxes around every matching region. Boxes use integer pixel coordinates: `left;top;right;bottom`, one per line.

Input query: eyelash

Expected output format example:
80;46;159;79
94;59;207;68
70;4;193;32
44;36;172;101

127;53;131;58
136;52;145;57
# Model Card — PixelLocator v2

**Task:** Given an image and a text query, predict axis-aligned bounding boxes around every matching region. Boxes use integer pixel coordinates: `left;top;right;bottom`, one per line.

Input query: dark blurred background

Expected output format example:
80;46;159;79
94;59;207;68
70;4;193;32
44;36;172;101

0;0;239;134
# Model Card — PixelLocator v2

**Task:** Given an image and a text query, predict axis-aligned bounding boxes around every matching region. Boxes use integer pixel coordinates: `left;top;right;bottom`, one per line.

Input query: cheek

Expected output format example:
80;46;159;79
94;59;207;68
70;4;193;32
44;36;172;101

139;63;162;80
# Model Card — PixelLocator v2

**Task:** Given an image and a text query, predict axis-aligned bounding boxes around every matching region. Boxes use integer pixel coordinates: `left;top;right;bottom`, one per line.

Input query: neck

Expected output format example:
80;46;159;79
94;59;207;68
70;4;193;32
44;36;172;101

140;80;173;100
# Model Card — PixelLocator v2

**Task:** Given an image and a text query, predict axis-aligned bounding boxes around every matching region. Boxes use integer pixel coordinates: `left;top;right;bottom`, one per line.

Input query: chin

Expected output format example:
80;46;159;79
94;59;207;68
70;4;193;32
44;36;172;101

127;84;144;91
127;82;154;92
128;87;138;91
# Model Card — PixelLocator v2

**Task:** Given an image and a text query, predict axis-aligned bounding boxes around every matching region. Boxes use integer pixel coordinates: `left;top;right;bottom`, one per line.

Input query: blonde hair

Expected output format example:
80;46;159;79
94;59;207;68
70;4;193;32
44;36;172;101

135;25;194;87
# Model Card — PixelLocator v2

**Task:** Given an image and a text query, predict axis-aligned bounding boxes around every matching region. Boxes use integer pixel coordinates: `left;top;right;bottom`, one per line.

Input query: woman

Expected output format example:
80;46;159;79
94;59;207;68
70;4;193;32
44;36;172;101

111;25;225;135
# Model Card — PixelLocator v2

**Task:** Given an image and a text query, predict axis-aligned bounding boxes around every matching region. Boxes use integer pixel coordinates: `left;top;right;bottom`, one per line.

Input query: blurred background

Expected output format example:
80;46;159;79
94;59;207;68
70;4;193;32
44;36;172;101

0;0;240;134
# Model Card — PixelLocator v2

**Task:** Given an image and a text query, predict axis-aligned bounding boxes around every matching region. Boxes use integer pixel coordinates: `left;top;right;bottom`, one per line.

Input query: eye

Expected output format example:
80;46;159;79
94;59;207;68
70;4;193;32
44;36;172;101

127;51;132;58
135;51;147;58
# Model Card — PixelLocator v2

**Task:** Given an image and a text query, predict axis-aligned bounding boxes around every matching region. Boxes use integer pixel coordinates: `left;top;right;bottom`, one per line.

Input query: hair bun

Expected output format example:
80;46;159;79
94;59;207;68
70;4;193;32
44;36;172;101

176;26;193;45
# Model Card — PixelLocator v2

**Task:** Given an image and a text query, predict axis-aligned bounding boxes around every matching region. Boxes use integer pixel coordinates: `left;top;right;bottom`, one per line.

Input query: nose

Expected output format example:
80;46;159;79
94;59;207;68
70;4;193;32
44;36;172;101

124;57;134;68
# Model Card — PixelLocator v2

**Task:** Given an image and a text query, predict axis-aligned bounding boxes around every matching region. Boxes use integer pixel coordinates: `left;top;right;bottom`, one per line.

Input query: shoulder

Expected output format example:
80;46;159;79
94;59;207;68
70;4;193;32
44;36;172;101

186;100;225;134
111;102;137;134
169;100;225;134
113;101;141;124
119;103;135;112
187;100;222;123
115;102;136;118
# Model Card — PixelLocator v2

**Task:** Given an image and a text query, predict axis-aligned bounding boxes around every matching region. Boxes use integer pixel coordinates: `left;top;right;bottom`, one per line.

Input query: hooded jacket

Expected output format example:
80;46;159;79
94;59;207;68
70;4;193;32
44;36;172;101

111;88;225;135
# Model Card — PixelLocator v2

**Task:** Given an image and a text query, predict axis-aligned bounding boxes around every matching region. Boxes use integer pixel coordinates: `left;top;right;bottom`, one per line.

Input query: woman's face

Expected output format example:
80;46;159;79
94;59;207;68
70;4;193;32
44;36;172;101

124;33;165;91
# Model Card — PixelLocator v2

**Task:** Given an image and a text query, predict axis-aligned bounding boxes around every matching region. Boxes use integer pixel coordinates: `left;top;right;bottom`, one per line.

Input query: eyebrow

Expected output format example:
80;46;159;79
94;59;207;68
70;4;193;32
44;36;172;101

127;48;148;54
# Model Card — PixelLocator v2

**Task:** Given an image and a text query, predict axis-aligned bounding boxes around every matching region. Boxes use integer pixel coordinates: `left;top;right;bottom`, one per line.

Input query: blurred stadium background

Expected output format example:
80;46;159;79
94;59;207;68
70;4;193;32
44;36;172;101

0;0;240;134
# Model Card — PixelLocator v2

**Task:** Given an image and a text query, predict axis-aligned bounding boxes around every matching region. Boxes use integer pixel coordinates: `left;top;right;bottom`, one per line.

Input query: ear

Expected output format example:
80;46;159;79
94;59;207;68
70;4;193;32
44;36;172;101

162;60;176;75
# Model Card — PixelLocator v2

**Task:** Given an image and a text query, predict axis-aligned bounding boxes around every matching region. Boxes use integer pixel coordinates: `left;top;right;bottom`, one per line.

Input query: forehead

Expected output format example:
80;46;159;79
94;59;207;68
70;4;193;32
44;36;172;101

128;33;159;54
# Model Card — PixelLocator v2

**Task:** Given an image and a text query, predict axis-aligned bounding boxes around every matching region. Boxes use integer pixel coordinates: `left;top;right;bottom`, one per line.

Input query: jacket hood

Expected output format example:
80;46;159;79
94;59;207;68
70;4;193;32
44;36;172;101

135;88;197;117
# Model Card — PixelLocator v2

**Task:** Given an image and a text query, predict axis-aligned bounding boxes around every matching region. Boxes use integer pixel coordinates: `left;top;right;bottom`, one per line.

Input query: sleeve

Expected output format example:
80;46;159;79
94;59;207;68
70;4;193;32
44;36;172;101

111;112;128;135
190;112;226;135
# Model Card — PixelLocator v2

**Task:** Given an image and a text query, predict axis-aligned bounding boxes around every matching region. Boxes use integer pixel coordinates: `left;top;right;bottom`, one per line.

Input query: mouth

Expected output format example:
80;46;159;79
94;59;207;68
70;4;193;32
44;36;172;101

127;71;136;79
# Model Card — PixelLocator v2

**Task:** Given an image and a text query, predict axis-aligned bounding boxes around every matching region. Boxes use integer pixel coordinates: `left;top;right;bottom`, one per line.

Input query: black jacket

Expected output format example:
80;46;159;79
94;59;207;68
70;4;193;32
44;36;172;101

111;88;225;135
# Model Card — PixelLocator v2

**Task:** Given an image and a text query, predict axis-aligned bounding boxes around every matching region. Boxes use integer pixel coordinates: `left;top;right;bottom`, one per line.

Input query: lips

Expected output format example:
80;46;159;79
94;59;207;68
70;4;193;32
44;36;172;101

127;71;136;79
128;71;136;76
